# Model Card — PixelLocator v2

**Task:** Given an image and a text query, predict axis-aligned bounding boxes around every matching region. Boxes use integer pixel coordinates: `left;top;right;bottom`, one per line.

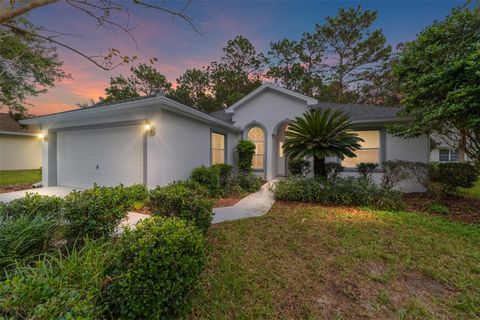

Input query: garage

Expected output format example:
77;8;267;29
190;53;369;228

57;125;144;188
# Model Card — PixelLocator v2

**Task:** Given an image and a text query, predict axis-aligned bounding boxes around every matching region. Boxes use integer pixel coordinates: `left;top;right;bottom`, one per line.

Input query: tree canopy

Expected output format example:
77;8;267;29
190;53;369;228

392;4;480;163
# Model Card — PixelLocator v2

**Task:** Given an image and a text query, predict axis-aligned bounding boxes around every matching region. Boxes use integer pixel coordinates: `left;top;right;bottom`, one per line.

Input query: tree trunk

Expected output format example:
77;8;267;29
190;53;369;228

313;156;326;178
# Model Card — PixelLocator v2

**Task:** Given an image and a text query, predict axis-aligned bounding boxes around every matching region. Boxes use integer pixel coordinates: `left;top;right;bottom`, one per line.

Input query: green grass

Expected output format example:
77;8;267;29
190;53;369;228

0;169;41;187
460;179;480;199
191;203;480;319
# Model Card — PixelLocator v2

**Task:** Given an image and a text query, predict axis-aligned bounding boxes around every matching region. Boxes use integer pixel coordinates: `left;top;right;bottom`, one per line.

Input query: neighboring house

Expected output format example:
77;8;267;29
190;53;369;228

21;83;429;192
429;135;470;163
0;113;42;171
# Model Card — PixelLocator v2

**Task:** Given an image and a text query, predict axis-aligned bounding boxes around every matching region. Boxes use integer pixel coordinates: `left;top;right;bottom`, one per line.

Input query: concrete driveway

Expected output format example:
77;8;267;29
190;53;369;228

0;186;78;203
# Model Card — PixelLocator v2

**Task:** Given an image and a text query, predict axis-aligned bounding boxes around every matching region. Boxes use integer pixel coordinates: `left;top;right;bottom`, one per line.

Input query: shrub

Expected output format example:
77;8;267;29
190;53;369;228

430;162;478;195
0;193;64;219
63;185;130;245
237;172;263;193
190;165;221;197
357;162;378;180
429;203;450;215
148;181;214;233
0;239;113;319
236;140;256;173
0;214;60;272
123;184;148;210
212;163;234;187
272;176;405;211
107;217;206;319
381;160;410;190
325;162;344;180
288;159;311;176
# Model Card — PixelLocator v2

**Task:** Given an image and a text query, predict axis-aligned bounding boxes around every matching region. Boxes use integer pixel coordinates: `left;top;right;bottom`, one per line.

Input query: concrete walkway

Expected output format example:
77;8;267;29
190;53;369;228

0;186;78;203
212;180;275;223
0;182;276;226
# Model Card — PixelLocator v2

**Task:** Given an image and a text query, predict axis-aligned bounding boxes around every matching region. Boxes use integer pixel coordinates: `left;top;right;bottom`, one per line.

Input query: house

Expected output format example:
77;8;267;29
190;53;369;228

0;113;42;171
21;83;429;192
429;134;470;163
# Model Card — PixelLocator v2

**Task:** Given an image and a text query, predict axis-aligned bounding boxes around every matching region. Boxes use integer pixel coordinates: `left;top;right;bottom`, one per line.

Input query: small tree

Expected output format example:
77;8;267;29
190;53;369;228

236;140;256;173
284;108;363;178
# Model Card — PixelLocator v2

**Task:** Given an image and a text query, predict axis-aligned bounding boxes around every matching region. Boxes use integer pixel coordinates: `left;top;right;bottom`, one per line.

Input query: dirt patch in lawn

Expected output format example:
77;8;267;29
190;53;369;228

0;184;33;194
404;192;480;224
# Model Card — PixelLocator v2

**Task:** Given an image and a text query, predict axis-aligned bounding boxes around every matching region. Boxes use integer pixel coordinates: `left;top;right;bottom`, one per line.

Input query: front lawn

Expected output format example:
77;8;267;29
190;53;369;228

191;203;480;319
0;169;41;186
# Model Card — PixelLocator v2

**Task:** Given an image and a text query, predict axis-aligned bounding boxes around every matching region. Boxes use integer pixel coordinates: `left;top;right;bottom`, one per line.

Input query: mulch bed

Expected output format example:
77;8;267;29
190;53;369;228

403;193;480;224
0;184;33;194
213;193;248;208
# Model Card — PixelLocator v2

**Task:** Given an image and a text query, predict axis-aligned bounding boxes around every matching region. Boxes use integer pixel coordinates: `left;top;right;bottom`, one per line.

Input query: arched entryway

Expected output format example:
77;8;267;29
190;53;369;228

272;119;291;177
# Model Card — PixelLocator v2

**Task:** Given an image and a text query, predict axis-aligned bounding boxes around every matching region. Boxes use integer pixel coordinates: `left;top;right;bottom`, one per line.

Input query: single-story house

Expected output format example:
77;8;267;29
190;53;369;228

21;83;429;192
430;135;471;163
0;113;42;171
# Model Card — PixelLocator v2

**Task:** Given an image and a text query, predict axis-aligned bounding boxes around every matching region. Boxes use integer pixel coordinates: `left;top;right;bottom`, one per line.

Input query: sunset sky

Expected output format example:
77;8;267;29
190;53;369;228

26;0;463;115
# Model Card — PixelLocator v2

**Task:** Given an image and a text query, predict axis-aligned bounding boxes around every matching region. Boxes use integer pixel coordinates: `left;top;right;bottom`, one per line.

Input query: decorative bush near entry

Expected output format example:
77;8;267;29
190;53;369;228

63;185;130;245
272;176;404;210
211;163;234;188
236;140;256;173
287;158;311;176
149;181;214;233
0;240;113;319
107;217;206;319
190;165;221;197
237;172;263;193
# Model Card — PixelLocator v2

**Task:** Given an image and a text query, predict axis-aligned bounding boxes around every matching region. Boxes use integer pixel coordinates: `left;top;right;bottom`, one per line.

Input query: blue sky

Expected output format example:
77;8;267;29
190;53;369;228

27;0;464;114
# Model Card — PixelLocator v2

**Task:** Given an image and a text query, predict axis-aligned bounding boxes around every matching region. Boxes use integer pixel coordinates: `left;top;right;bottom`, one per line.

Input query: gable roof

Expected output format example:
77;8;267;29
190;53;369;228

225;83;318;112
20;95;241;132
0;113;39;135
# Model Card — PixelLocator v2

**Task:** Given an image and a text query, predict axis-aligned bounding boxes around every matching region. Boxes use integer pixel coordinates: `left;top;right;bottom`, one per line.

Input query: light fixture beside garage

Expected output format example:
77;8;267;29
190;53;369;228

144;122;156;136
37;132;47;142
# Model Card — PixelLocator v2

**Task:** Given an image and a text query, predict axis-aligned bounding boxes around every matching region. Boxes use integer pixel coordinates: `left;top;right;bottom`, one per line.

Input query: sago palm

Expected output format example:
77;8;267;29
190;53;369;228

284;108;363;177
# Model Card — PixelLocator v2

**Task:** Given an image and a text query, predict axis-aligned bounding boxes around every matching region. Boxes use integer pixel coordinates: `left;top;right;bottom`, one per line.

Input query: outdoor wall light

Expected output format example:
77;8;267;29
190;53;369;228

144;122;156;136
37;132;47;142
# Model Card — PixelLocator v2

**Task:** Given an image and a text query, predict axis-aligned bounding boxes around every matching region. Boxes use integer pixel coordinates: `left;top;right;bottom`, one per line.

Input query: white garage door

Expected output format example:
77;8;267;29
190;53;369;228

57;125;144;188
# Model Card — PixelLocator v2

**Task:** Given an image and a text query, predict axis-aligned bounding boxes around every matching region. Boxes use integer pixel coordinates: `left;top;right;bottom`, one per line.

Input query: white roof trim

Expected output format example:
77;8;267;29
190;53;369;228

225;83;318;112
0;131;38;137
20;96;241;133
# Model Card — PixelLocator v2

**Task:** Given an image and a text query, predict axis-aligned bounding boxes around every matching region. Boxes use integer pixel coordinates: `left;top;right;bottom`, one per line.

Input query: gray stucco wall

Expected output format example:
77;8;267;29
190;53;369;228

148;109;240;187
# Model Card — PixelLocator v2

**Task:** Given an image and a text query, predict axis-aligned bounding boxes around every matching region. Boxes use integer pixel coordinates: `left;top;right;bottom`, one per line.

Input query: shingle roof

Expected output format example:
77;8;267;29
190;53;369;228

209;110;234;123
315;102;400;121
0;113;38;134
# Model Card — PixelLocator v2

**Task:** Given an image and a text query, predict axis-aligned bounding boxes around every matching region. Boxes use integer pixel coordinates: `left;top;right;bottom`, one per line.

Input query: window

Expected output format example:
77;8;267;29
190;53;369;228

439;149;459;162
211;132;225;164
247;127;264;170
342;130;380;167
279;141;284;158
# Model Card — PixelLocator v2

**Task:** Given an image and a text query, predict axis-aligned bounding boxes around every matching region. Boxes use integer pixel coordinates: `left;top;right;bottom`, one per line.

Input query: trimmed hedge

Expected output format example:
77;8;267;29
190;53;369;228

148;181;214;233
190;165;221;197
107;217;206;319
63;185;130;245
430;162;478;195
0;193;64;219
237;172;263;193
272;176;405;210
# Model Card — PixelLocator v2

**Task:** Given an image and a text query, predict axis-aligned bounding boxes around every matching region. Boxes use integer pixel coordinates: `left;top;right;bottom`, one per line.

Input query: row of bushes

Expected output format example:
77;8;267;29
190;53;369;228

0;217;206;319
272;176;404;210
190;163;262;197
288;158;478;196
0;180;215;319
